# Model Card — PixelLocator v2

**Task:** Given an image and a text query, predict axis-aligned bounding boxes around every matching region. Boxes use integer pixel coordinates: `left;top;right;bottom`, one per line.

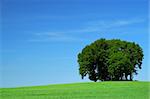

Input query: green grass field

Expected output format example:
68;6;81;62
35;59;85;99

1;81;150;99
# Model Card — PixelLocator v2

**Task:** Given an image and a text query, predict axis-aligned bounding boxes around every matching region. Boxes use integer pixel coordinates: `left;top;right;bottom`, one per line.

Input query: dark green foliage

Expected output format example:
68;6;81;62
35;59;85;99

77;38;144;81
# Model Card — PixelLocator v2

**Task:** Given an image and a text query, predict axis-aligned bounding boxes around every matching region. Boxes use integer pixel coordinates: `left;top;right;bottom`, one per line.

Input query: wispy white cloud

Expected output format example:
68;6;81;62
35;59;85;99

108;18;145;27
28;18;145;42
83;18;145;32
28;32;84;42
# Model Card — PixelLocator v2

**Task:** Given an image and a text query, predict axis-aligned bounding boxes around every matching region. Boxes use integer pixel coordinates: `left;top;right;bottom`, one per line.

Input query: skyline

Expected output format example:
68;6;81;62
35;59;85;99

1;0;149;87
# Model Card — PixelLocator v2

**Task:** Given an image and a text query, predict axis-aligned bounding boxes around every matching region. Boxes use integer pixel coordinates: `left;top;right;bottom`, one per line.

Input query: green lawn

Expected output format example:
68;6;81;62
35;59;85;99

1;81;150;99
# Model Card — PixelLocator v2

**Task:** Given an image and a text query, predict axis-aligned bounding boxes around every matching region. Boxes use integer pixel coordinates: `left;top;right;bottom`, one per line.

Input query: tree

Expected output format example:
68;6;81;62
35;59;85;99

125;42;144;80
78;39;109;82
77;38;144;81
107;51;132;80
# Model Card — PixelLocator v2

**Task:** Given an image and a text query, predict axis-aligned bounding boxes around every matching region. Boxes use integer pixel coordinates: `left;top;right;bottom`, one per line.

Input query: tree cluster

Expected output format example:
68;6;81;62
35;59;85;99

77;39;144;82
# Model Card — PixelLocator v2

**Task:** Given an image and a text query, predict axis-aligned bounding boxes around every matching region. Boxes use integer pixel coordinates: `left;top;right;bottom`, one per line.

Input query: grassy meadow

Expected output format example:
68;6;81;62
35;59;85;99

1;81;150;99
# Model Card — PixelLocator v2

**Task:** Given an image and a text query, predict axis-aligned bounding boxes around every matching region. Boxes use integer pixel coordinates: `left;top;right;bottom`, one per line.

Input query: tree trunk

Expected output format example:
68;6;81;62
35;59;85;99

121;76;122;80
125;74;128;81
130;73;133;81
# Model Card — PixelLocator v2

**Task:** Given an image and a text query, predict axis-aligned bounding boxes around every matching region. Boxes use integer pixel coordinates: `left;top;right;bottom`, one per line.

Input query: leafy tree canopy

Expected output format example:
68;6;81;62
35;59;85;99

77;38;144;81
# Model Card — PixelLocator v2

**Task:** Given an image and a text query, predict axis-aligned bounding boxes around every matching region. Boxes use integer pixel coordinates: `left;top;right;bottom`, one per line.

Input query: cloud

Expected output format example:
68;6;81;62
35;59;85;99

109;19;145;27
83;18;145;31
28;32;84;42
28;18;145;42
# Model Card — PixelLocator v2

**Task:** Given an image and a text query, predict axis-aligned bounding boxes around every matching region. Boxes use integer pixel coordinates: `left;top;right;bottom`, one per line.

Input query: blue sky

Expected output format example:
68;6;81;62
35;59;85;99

1;0;149;87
